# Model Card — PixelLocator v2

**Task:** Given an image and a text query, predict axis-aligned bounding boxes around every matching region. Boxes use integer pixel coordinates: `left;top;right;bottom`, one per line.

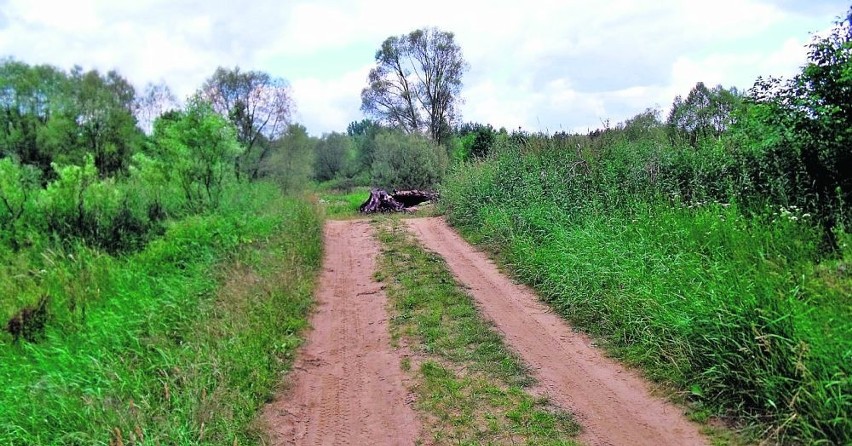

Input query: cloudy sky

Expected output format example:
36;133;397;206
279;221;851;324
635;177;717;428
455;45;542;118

0;0;846;134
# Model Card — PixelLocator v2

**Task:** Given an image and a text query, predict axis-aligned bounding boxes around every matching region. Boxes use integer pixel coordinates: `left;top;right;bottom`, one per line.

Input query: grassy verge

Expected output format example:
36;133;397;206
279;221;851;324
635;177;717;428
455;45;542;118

441;159;851;444
312;185;370;219
375;218;579;445
0;184;322;445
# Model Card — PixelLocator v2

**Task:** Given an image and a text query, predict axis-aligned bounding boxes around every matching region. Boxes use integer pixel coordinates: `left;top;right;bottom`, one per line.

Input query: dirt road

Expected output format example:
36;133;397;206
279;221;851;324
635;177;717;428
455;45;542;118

263;220;419;445
406;217;707;446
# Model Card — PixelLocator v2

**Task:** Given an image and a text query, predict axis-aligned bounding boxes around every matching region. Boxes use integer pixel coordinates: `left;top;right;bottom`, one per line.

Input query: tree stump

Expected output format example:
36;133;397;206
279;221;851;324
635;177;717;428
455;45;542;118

359;189;438;214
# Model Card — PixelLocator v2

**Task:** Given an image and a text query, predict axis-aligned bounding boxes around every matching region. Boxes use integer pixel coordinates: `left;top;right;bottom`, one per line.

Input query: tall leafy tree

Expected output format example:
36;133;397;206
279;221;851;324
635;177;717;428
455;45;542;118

667;82;742;147
151;97;242;211
346;118;380;170
313;132;353;182
261;123;316;192
200;66;293;180
69;67;141;177
747;7;852;249
1;60;141;178
361;28;468;145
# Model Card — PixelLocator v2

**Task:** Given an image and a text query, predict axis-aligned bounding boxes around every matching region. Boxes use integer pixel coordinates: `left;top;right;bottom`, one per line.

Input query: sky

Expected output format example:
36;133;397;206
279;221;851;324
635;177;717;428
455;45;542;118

0;0;847;135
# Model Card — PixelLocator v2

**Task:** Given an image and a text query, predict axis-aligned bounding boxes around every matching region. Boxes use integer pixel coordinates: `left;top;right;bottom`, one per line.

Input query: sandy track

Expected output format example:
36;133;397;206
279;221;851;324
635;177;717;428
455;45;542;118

406;217;707;446
263;220;419;446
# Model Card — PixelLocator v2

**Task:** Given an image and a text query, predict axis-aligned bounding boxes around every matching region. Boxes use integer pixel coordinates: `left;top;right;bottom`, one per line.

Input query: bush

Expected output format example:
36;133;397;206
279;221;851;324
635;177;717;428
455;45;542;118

371;131;447;190
36;156;156;254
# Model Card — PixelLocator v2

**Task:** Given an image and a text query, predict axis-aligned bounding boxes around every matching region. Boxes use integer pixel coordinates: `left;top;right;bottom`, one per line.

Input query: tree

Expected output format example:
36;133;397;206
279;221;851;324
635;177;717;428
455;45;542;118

151;97;242;211
261;124;316;192
200;66;294;181
0;60;141;179
667;82;742;147
347;118;380;171
69;68;141;177
371;130;448;190
314;132;353;182
747;7;852;250
361;28;468;145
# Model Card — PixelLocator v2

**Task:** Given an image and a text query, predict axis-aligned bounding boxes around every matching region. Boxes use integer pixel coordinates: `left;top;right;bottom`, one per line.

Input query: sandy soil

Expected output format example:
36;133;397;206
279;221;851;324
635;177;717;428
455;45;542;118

263;220;419;445
406;217;707;446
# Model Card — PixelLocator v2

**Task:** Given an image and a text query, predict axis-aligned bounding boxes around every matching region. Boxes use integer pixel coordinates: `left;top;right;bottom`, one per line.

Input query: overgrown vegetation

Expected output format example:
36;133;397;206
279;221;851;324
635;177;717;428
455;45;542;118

0;185;322;444
440;12;852;445
1;58;323;443
375;218;579;445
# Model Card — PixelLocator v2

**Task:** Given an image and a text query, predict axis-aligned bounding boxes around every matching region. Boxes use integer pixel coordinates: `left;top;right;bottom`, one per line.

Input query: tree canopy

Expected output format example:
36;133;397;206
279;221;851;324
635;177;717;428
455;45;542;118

361;28;467;145
200;66;294;180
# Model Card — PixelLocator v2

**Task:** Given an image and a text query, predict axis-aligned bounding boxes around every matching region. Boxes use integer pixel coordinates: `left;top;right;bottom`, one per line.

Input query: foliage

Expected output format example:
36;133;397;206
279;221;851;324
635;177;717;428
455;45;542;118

150;98;243;212
0;59;143;179
37;155;155;254
200;66;294;180
0;158;38;250
457;122;497;159
346;118;381;171
370;130;447;190
261;123;315;193
440;120;851;444
667;82;742;147
313;132;354;182
0;57;322;445
743;9;852;249
361;28;468;145
0;186;322;444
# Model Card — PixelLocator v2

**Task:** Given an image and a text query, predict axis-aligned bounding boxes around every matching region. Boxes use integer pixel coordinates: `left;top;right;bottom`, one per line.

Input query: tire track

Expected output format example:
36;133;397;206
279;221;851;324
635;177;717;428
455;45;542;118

406;217;707;446
264;220;419;445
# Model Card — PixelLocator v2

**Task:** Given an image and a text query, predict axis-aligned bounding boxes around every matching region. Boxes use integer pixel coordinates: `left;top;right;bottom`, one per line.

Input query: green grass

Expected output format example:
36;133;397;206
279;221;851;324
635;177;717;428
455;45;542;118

312;185;370;219
440;152;851;444
0;183;323;444
375;218;579;445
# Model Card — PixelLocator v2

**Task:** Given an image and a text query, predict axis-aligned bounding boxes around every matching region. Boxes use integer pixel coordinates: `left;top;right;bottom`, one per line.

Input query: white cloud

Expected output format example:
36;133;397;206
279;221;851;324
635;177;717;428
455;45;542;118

290;65;372;134
0;0;842;135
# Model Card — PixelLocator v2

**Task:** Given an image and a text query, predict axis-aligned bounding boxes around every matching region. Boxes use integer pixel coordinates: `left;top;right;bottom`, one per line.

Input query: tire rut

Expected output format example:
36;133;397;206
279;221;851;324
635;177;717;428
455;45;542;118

405;217;707;446
263;220;419;445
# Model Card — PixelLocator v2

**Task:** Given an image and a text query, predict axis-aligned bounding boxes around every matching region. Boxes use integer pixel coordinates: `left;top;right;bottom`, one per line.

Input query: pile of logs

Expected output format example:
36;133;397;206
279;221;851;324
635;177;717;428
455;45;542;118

359;189;439;214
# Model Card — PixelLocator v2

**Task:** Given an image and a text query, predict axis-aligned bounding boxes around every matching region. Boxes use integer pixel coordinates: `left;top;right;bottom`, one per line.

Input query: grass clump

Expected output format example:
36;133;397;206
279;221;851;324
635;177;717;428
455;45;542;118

312;185;371;219
375;218;579;445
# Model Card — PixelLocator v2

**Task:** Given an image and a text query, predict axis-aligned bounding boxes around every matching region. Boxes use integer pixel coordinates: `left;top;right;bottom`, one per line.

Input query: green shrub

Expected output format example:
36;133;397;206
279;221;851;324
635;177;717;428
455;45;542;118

371;130;447;190
0;157;39;250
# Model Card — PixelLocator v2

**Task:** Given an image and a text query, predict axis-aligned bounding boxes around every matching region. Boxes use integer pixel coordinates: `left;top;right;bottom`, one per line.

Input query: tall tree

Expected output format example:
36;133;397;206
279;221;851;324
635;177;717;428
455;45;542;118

361;28;467;145
200;66;294;180
151;97;242;211
1;60;141;178
667;82;742;147
70;67;140;177
261;123;316;192
313;132;353;182
747;7;852;250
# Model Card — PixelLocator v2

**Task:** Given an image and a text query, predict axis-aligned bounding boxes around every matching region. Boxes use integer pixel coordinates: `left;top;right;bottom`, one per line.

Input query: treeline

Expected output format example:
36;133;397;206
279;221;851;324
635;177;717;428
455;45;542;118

0;61;313;254
440;11;851;444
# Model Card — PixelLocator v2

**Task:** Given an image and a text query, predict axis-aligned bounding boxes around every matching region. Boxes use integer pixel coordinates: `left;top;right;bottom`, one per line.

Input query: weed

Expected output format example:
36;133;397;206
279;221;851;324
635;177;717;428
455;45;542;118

375;218;579;444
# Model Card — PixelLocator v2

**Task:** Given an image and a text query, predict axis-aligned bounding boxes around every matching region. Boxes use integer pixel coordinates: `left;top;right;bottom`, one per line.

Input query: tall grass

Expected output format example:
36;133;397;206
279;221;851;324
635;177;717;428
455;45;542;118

0;182;322;444
440;135;851;444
